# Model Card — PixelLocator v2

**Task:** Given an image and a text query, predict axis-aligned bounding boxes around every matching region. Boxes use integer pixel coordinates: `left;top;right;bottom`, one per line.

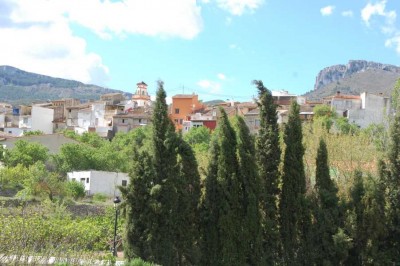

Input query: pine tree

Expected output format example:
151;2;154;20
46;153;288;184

254;80;281;264
314;138;339;265
201;108;243;266
279;100;307;264
232;115;263;265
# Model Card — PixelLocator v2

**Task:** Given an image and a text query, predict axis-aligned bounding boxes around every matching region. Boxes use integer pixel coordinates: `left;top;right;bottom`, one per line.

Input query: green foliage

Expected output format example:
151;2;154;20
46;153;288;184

0;164;31;189
361;123;389;152
65;180;86;200
254;80;281;264
4;140;49;167
313;138;340;265
232;115;263;265
333;228;353;264
24;130;44;136
123;81;201;266
93;193;108;202
123;258;156;266
313;104;337;119
202;108;244;265
280;101;308;264
183;126;211;150
17;162;64;201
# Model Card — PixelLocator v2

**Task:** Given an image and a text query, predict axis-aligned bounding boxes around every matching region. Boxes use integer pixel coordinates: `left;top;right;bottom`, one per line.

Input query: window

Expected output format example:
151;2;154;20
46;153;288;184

122;180;127;186
122;119;125;123
175;108;180;114
80;178;85;183
138;119;142;123
179;119;183;125
23;117;28;124
86;178;89;184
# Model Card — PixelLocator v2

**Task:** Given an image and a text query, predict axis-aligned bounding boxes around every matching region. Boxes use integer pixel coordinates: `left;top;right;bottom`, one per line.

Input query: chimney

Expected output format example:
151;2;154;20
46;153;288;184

336;91;341;97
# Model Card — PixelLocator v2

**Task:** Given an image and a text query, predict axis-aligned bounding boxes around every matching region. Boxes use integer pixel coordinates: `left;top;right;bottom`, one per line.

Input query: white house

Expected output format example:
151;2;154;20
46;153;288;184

31;104;54;134
67;170;129;197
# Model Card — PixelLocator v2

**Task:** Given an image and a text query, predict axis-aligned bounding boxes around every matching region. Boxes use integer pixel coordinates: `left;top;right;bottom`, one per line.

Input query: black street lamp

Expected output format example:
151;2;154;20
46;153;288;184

112;196;121;257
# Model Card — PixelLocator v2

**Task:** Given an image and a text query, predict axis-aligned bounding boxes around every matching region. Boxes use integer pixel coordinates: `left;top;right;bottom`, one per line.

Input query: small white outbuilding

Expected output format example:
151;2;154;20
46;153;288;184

67;170;129;197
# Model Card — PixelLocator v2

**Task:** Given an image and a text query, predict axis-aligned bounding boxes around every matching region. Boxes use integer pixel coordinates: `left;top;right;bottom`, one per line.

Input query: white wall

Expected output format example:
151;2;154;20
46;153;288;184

3;127;25;137
0;114;4;128
32;106;54;134
67;171;129;197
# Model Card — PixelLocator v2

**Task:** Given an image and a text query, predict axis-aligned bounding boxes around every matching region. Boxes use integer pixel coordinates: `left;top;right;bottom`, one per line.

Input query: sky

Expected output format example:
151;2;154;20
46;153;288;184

0;0;400;102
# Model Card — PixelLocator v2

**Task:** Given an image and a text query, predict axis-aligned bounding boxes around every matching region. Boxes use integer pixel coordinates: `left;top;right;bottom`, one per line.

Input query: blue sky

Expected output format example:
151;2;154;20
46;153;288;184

0;0;399;102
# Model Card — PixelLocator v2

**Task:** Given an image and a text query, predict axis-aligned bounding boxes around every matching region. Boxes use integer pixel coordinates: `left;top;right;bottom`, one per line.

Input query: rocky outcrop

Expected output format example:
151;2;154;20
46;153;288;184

314;60;400;90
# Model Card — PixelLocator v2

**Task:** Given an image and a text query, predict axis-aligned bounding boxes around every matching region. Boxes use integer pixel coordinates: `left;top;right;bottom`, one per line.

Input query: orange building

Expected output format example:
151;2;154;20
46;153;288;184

170;94;204;130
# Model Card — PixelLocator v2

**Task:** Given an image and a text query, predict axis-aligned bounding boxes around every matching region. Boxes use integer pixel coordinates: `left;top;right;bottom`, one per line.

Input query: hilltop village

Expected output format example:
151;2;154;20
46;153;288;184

0;81;392;139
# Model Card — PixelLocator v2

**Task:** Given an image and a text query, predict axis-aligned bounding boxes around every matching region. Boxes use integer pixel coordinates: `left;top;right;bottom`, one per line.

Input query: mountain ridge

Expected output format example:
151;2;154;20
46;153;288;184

304;60;400;100
0;66;132;105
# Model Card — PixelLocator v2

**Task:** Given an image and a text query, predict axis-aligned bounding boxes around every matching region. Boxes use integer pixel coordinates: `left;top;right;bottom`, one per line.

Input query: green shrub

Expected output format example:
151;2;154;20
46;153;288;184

93;193;108;202
65;181;86;200
124;258;156;266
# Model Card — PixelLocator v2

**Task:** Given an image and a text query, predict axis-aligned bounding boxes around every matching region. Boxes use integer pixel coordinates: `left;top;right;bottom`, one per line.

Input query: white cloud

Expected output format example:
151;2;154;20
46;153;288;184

341;10;354;17
0;0;204;84
197;79;222;93
0;21;109;84
320;5;335;16
361;0;399;55
361;0;396;28
217;73;226;80
229;44;238;49
9;0;203;40
385;35;400;54
216;0;263;16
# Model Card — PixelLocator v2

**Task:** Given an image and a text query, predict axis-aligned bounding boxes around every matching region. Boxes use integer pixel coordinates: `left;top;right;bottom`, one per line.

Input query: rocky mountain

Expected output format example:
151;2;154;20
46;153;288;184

0;66;132;105
304;60;400;100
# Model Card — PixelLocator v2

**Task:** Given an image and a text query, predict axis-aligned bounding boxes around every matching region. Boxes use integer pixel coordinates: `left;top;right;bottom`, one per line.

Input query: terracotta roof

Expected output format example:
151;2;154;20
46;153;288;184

137;81;148;86
323;94;361;100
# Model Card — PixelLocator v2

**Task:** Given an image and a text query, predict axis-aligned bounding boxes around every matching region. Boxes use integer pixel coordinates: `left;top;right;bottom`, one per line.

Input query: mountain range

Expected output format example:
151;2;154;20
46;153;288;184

0;66;131;105
304;60;400;100
1;61;400;105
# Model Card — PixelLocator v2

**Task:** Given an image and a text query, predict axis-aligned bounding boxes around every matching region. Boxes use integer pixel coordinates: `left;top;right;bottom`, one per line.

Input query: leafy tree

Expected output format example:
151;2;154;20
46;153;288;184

201;108;243;266
17;162;64;201
53;143;96;174
232;115;263;265
4;140;49;167
313;105;337;119
279;100;308;264
313;138;339;265
254;80;281;264
0;164;31;189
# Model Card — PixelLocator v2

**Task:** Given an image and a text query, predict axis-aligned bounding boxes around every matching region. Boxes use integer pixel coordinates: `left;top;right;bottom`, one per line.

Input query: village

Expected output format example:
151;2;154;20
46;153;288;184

0;81;392;139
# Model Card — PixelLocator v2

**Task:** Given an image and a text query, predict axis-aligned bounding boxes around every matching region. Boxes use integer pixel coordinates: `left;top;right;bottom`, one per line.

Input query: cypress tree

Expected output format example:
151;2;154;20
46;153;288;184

232;115;263;265
121;149;155;261
201;108;243;265
279;100;307;264
314;138;339;265
123;81;201;265
254;80;281;264
174;136;201;265
149;81;179;265
379;89;400;262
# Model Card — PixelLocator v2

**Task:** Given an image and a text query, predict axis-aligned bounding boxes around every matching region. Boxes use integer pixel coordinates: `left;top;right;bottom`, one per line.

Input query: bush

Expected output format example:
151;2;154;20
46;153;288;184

93;193;108;202
65;181;86;200
124;258;156;266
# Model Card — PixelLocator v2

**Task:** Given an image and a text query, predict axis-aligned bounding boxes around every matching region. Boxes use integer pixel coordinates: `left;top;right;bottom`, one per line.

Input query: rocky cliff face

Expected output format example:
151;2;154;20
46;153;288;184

314;60;400;90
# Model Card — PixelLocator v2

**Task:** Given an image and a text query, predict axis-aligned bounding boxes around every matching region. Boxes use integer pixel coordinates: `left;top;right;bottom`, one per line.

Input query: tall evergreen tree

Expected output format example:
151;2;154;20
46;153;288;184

379;85;400;262
201;109;243;266
121;149;155;261
314;138;339;265
279;100;307;265
123;81;201;266
232;115;263;265
254;80;281;264
174;136;201;265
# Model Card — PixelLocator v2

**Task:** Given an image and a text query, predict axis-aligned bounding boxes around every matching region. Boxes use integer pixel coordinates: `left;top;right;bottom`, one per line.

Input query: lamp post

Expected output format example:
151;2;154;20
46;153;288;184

112;196;121;257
